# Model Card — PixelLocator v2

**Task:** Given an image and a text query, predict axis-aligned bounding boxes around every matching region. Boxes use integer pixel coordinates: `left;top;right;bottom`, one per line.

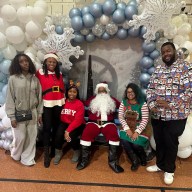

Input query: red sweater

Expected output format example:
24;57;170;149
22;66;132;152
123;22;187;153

84;96;120;121
61;99;85;133
36;69;65;107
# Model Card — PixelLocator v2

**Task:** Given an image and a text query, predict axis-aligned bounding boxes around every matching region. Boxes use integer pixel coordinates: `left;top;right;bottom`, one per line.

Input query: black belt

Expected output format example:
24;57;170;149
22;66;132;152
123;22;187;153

42;86;64;96
89;120;113;126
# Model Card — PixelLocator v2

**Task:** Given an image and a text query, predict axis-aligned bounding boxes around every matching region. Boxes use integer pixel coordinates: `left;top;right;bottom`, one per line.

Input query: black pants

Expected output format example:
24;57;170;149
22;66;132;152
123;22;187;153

43;106;63;147
151;118;186;173
121;139;144;153
55;122;85;150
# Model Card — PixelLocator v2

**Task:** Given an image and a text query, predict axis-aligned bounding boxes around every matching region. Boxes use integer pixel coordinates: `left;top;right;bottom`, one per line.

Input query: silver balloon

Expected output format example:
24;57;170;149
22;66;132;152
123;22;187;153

0;140;4;148
92;23;105;37
106;22;118;35
122;20;130;29
5;128;13;140
3;139;11;150
177;47;189;59
155;37;168;51
80;28;90;35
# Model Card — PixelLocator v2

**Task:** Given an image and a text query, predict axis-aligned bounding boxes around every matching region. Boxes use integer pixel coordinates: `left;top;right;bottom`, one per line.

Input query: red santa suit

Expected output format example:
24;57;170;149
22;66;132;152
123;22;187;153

80;95;120;146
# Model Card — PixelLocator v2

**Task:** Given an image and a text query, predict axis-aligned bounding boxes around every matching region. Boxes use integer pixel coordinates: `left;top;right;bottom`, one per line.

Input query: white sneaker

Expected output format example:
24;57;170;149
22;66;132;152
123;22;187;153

146;165;162;172
164;172;174;185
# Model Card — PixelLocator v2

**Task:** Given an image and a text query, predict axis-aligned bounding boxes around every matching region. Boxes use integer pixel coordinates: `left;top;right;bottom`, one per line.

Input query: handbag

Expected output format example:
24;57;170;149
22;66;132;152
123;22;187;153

15;110;32;122
15;77;33;122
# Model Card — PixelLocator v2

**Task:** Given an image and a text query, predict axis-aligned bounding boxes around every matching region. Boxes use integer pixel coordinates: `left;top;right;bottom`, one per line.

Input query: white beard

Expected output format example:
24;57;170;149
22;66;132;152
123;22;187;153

89;93;116;120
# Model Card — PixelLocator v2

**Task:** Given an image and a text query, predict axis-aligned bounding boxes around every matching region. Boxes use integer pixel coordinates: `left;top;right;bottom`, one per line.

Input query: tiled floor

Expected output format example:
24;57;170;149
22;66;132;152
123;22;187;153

0;145;192;192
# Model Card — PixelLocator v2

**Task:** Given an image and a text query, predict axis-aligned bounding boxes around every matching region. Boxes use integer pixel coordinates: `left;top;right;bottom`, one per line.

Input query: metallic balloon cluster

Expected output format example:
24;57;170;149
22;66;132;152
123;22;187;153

68;0;140;43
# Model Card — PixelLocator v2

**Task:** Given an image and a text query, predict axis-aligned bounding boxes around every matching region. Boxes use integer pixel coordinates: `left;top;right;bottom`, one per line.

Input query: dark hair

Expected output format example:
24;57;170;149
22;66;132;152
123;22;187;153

9;53;36;75
123;83;145;104
161;42;176;51
42;56;61;79
66;85;80;100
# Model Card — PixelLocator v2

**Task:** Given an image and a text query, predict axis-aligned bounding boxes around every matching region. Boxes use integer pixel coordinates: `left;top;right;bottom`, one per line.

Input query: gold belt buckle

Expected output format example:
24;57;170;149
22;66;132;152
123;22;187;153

97;120;103;125
52;86;59;92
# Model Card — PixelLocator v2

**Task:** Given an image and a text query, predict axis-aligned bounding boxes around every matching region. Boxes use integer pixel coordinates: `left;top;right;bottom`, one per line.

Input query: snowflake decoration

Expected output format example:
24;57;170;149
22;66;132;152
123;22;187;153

36;22;84;70
130;0;184;42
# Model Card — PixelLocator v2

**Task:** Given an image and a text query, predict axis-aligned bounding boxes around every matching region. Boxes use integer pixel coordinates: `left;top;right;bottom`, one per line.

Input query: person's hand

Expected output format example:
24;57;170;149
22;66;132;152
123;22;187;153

38;116;42;126
11;120;17;128
64;131;71;142
156;100;170;109
126;129;133;138
131;132;139;141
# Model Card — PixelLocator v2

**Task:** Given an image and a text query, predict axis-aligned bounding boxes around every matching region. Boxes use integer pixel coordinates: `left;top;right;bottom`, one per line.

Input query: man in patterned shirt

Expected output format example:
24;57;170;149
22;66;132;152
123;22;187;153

146;42;192;185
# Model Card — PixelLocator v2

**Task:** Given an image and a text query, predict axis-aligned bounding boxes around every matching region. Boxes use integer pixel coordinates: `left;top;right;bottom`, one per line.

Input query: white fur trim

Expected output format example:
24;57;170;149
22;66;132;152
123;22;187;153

109;140;120;146
95;83;110;94
44;53;59;61
80;140;91;146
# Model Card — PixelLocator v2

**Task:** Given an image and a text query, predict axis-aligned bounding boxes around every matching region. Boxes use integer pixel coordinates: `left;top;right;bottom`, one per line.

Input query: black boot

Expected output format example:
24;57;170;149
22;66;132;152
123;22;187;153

136;147;147;166
44;146;50;168
108;145;124;173
76;145;91;170
127;151;140;171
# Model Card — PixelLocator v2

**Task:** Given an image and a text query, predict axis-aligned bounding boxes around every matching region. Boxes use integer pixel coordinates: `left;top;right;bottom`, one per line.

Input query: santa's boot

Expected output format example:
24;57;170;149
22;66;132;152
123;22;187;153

76;145;91;170
108;145;124;173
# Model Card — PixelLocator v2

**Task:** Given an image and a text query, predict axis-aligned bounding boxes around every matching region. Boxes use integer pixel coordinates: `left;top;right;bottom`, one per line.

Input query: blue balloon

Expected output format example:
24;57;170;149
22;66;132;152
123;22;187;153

117;2;126;10
141;88;147;97
0;92;5;104
103;0;116;16
140;26;147;38
69;8;81;18
0;82;5;91
89;3;102;18
2;84;7;98
112;9;125;24
140;56;153;69
149;49;160;60
148;67;155;75
71;16;83;31
0;59;11;75
140;67;148;73
83;13;95;28
0;52;4;62
139;73;151;84
125;5;138;20
2;77;8;84
128;26;140;37
155;32;160;41
116;28;128;40
142;41;156;53
101;32;110;40
81;6;90;15
128;0;138;7
0;72;7;82
86;33;95;42
74;32;85;43
55;25;63;34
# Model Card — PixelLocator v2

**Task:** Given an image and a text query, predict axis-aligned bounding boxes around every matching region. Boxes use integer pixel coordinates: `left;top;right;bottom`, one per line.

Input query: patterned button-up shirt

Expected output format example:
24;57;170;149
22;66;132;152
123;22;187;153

146;59;192;121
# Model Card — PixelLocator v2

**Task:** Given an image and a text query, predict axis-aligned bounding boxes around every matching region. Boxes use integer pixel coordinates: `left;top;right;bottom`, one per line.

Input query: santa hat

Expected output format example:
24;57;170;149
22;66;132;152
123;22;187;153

94;82;110;94
44;53;59;62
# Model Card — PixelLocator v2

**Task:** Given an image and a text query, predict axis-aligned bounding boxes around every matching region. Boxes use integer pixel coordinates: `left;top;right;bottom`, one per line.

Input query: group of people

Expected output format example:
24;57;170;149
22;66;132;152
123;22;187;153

4;42;192;185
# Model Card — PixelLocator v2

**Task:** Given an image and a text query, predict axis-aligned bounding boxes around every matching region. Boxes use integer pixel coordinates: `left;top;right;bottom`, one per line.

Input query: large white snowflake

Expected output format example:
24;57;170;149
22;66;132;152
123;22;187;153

129;0;184;42
36;22;84;70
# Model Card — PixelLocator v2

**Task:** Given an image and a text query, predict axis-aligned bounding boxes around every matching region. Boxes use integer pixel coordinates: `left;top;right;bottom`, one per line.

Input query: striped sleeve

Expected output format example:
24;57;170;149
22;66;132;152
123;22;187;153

118;102;130;130
135;102;149;134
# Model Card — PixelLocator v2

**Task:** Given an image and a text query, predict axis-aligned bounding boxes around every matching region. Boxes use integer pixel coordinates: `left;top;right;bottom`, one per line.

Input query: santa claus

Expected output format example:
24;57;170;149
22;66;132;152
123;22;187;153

76;82;124;173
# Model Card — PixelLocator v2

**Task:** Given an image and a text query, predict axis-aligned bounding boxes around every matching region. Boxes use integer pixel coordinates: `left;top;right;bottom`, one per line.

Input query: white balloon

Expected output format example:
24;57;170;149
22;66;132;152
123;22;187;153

3;139;11;150
25;32;34;44
180;14;188;23
0;32;7;49
177;23;191;36
25;21;42;38
37;51;44;61
13;39;27;52
181;41;192;53
25;46;37;56
1;5;17;22
10;0;26;10
5;128;13;140
1;131;6;139
17;6;31;24
0;105;6;119
173;35;185;46
0;121;5;132
2;115;11;129
0;18;9;33
177;146;192;158
34;0;48;12
6;26;25;44
3;45;17;60
0;140;4;148
0;0;7;7
171;15;183;28
31;7;46;23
